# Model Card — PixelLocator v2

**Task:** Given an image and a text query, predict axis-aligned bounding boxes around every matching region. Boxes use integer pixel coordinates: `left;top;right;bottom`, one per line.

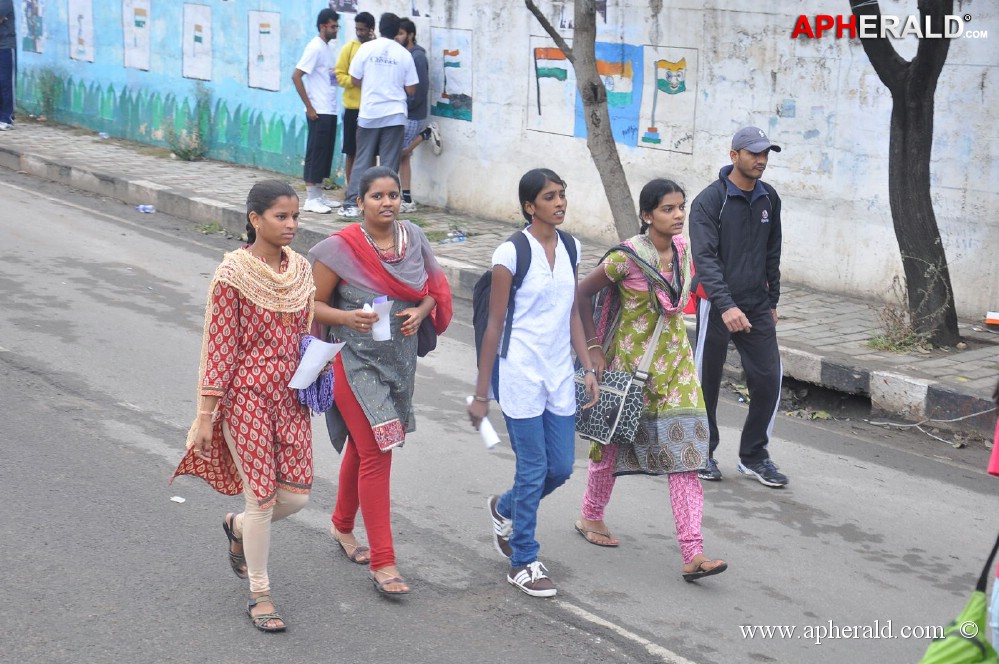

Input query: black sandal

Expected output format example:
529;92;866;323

246;595;286;632
223;513;248;579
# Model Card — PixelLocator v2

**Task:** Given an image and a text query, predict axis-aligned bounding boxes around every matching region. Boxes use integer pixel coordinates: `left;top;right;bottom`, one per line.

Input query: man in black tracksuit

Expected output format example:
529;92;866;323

689;126;787;487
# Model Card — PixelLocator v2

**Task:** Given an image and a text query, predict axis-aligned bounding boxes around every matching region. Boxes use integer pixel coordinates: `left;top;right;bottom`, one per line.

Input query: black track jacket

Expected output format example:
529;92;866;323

689;164;782;315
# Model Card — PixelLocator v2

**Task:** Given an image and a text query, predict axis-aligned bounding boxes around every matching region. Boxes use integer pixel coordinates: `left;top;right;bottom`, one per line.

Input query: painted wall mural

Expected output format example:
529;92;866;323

15;3;344;177
553;1;608;29
409;0;429;17
247;10;280;91
21;0;45;53
328;0;357;13
182;3;212;80
527;37;574;137
430;28;472;122
123;0;151;71
68;0;94;62
575;41;642;145
526;40;697;152
638;46;697;154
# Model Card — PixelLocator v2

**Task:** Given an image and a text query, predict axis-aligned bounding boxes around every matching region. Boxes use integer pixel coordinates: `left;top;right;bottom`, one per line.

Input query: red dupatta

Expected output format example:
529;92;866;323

335;224;453;334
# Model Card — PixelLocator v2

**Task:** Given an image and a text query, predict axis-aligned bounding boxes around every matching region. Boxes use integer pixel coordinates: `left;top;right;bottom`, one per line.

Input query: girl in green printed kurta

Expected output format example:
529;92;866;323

574;178;727;582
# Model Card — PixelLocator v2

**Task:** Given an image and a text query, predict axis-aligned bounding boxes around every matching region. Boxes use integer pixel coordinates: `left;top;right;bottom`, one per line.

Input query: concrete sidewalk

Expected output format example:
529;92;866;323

2;120;996;437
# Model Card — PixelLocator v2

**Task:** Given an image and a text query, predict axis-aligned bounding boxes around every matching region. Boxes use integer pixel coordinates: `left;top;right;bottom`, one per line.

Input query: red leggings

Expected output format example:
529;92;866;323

330;359;395;570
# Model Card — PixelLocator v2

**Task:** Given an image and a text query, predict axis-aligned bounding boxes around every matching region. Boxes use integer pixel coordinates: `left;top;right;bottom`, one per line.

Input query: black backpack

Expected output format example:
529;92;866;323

472;229;577;366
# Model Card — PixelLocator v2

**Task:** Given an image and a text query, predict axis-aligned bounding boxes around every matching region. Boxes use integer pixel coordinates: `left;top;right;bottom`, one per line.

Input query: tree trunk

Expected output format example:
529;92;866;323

887;72;960;346
851;0;960;346
525;0;638;240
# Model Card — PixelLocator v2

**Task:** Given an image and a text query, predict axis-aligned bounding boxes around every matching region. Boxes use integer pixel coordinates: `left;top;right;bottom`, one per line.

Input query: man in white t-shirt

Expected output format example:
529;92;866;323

337;13;418;218
292;8;340;214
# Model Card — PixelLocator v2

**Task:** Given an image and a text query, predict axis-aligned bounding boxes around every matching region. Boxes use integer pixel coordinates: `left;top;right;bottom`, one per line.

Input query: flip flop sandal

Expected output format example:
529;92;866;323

332;534;370;565
574;522;620;547
223;513;248;579
371;570;411;596
246;595;286;632
682;559;728;582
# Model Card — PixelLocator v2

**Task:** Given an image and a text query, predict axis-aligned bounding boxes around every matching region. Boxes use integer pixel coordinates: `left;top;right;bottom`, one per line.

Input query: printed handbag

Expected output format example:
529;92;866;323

574;368;644;446
574;316;665;446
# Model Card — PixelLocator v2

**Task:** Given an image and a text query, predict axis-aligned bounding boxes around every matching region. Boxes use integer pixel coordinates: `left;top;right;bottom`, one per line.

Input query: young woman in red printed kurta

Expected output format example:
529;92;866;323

173;180;316;632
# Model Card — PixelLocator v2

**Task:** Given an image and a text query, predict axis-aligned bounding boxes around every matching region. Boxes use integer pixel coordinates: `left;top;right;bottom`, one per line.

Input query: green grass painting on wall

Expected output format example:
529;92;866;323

17;70;308;176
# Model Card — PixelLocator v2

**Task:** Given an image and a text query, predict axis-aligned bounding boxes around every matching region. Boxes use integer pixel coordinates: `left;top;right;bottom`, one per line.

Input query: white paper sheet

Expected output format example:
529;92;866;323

366;300;393;341
288;339;345;389
466;396;501;448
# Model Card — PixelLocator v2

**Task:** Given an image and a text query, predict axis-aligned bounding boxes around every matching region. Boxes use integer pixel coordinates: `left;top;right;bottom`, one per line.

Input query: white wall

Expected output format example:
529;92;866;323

402;0;997;318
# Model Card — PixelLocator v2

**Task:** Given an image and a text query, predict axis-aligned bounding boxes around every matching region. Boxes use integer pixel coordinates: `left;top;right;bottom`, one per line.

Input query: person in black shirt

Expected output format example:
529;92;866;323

689;126;787;487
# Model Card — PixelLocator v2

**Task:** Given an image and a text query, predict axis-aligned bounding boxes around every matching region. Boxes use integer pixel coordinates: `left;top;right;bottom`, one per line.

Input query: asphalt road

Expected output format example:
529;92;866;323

2;172;997;664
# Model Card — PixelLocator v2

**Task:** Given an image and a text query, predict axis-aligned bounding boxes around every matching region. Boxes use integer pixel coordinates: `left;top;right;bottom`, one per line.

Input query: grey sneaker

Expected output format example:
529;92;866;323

508;561;556;597
337;205;360;219
426;122;442;155
737;459;788;487
487;495;512;558
698;457;722;481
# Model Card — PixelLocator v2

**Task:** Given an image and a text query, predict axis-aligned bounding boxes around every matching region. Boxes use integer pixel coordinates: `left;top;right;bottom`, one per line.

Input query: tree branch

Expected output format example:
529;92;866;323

525;0;574;63
850;0;907;91
912;0;953;82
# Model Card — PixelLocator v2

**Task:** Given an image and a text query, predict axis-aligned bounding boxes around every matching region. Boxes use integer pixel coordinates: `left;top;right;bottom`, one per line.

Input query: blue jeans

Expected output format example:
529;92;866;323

497;410;575;568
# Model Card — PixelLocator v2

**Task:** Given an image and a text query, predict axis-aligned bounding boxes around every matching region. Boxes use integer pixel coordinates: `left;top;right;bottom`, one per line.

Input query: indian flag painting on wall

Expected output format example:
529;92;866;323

133;7;147;29
596;59;634;107
194;24;204;45
433;48;472;121
430;29;473;122
258;22;271;35
533;47;570;115
439;49;459;102
534;47;568;82
656;58;687;94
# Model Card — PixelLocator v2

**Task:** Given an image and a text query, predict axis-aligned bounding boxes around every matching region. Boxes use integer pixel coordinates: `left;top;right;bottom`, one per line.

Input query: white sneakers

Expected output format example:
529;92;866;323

337;206;360;219
0;122;12;131
399;201;417;214
302;198;332;214
319;195;341;209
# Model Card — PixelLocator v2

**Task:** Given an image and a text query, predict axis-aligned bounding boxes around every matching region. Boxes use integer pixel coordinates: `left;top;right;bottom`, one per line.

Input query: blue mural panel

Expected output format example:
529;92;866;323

15;1;349;178
573;41;643;146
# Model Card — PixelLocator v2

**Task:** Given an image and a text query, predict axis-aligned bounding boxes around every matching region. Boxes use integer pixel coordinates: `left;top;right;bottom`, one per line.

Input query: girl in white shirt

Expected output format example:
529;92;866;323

468;168;598;598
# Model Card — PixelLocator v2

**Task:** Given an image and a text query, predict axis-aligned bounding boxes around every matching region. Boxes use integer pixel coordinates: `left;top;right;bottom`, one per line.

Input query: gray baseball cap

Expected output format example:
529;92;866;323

732;126;782;153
